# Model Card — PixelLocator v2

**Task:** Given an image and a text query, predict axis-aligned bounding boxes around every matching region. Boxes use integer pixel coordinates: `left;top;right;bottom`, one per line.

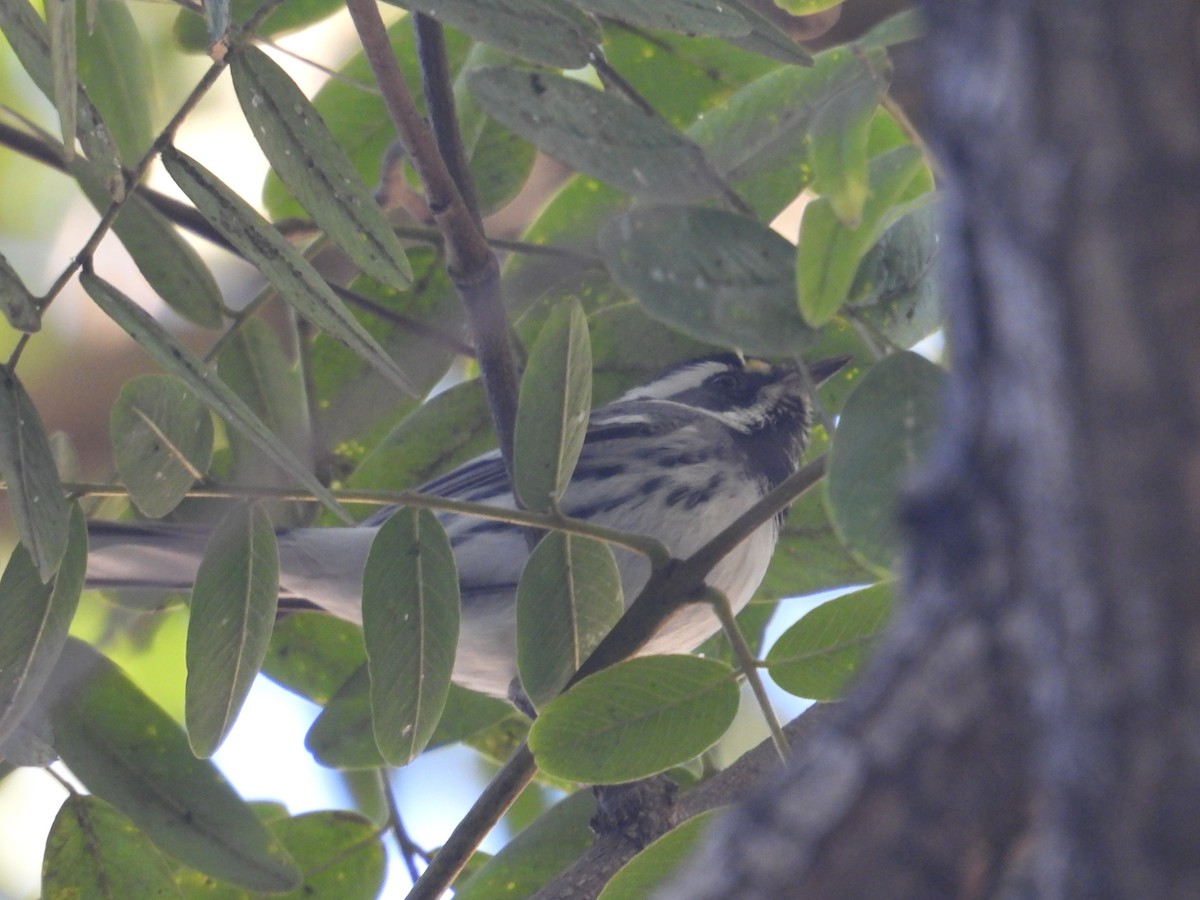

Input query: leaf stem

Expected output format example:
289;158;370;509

704;586;790;762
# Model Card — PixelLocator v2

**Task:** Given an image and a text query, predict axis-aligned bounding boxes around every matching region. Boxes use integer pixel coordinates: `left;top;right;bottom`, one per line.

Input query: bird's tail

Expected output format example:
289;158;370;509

85;520;208;594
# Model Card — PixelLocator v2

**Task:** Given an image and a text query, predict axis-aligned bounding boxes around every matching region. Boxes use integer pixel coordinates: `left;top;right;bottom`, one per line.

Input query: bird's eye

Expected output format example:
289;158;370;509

709;372;741;392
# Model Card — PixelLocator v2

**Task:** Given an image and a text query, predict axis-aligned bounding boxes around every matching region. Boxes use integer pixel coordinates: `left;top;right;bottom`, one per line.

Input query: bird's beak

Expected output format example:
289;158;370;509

807;355;853;386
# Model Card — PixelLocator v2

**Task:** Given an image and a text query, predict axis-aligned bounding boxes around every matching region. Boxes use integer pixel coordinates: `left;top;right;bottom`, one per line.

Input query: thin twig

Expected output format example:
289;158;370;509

52;480;671;564
379;769;426;883
345;0;524;489
705;586;790;762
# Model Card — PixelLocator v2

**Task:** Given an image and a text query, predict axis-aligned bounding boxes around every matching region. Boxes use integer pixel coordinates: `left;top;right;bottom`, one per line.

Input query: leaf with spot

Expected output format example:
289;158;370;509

601;205;816;356
185;503;280;757
81;271;349;522
232;46;411;289
363;508;460;765
46;640;301;891
110;375;214;519
826;351;946;573
470;67;726;202
41;795;182;899
160;147;417;397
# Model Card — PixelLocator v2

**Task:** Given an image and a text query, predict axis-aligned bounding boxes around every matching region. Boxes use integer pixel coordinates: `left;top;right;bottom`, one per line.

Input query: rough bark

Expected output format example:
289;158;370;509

661;1;1200;897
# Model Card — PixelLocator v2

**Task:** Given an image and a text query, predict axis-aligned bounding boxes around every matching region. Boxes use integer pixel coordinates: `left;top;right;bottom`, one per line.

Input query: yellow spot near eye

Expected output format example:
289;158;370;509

743;359;772;374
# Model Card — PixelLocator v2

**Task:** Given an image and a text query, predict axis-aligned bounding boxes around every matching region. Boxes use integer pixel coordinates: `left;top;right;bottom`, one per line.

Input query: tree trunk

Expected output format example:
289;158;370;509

663;1;1200;896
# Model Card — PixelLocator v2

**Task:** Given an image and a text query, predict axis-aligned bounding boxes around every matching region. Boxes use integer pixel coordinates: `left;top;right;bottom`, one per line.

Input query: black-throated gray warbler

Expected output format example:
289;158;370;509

87;353;849;697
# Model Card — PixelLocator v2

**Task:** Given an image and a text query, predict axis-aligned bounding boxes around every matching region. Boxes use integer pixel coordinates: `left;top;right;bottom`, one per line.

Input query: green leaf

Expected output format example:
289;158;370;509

384;0;600;68
350;378;492;492
0;0;123;194
262;612;365;706
110;375;214;519
857;8;925;49
597;808;724;900
600;206;816;356
470;67;724;202
454;791;595;900
529;655;740;783
847;204;944;350
45;0;77;155
687;45;889;219
186;503;280;757
826;351;946;573
69;157;225;329
766;583;893;699
42;795;182;899
0;251;40;331
569;0;749;36
304;664;383;770
173;0;343;54
216;319;312;522
80;271;350;522
808;74;885;226
248;811;385;900
796;145;932;327
0;368;71;580
427;684;514;751
514;299;592;510
719;0;813;64
75;0;152;159
160;147;417;397
773;0;841;13
48;640;301;891
363;508;459;765
517;533;623;709
232;46;412;289
0;504;85;745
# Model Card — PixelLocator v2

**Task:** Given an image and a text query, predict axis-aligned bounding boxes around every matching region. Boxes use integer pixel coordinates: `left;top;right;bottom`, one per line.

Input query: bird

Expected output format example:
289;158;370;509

86;352;850;698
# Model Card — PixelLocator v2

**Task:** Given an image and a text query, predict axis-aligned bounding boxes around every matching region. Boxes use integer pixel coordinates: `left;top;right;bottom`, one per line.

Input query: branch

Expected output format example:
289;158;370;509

405;455;830;899
345;0;524;483
532;704;842;900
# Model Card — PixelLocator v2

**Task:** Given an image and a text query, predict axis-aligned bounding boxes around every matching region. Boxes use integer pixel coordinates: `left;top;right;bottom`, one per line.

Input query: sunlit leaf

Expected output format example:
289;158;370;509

42;795;182;899
529;655;739;783
797;145;933;327
48;640;301;891
766;582;893;699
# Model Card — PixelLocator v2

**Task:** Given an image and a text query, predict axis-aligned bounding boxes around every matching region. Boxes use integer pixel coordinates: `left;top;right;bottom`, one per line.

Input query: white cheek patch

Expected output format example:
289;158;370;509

621;360;731;401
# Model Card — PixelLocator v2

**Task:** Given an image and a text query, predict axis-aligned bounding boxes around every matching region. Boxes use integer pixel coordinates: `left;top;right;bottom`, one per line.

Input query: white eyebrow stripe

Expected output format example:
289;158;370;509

620;361;731;401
